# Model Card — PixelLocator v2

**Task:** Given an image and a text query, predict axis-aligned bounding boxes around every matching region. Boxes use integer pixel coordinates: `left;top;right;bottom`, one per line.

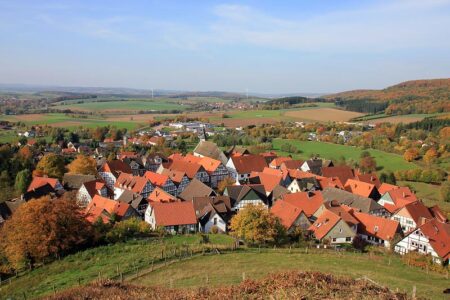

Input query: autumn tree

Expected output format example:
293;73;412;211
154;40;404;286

423;148;438;165
217;177;236;194
67;155;98;175
359;151;377;173
403;148;419;162
0;196;94;269
33;153;65;179
17;146;33;161
14;169;31;194
230;204;285;245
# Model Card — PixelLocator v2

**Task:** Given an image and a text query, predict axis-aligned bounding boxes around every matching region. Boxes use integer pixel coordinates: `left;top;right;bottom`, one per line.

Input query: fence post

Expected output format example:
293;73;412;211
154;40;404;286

242;272;246;281
206;274;209;284
120;272;123;283
412;285;416;300
78;277;81;286
289;246;292;254
151;259;154;271
170;278;173;289
116;265;120;276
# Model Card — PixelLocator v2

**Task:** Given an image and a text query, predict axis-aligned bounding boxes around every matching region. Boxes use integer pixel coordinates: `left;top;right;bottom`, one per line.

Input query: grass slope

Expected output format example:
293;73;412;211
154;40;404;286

138;251;447;299
0;235;234;299
272;139;415;173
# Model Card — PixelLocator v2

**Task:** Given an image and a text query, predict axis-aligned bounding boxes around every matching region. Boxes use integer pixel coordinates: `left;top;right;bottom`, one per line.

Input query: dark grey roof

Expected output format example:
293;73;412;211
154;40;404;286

179;178;216;202
305;158;322;175
192;196;232;217
271;185;289;200
117;190;145;210
63;173;97;190
322;187;385;214
225;184;269;206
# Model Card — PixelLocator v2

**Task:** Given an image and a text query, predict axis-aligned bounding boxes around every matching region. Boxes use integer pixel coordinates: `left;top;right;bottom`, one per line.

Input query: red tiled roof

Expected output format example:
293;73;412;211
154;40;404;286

416;219;450;260
167;160;203;179
271;200;304;229
344;179;377;198
197;156;222;173
322;166;355;185
402;201;434;225
249;172;282;194
355;173;381;189
308;209;341;240
387;187;417;207
288;169;316;179
324;202;359;226
160;169;187;184
85;195;131;223
151;201;197;226
280;160;304;171
316;176;344;190
353;211;400;241
269;157;293;168
83;179;108;198
230;154;267;174
280;191;324;217
144;171;169;187
99;160;132;177
27;177;59;192
378;183;400;195
148;187;178;203
115;173;150;194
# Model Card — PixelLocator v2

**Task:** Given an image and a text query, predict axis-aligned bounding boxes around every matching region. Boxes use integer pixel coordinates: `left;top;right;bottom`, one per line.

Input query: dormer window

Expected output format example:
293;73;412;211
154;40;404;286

374;226;379;232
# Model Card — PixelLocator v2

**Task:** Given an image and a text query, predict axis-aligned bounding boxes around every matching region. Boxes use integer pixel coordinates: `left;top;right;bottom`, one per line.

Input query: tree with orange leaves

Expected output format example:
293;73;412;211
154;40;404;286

0;196;94;269
423;148;438;165
67;155;98;175
403;148;419;162
33;153;65;179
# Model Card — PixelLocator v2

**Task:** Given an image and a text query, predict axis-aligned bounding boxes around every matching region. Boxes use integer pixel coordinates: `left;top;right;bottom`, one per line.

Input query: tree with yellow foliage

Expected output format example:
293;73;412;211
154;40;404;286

33;153;65;179
67;155;98;175
423;148;438;165
403;148;419;162
230;204;285;245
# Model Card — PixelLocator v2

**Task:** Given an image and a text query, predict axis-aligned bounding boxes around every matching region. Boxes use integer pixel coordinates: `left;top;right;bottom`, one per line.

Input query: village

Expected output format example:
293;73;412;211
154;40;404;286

1;136;448;267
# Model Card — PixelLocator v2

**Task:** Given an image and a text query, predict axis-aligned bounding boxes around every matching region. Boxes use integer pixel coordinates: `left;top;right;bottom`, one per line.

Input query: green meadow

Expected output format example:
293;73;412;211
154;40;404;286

272;139;416;173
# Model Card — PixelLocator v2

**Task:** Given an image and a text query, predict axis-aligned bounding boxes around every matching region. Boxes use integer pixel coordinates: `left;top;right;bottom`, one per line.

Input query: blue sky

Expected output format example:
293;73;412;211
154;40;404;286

0;0;449;93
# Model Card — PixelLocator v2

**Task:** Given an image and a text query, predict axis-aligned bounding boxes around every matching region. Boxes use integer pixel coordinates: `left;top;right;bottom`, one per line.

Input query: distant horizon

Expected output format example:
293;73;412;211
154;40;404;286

1;77;449;97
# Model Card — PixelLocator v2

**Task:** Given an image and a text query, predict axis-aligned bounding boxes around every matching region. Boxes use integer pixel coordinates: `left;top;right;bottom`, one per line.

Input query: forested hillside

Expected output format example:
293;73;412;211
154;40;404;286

325;79;450;114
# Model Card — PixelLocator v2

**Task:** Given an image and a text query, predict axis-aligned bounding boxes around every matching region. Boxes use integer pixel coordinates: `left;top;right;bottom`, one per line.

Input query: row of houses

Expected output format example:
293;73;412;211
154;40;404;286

3;140;448;265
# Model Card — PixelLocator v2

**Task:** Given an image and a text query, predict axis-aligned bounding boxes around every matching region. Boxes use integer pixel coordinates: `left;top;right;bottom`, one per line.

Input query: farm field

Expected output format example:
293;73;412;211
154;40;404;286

0;235;235;299
272;139;416;173
284;107;364;122
0;113;154;131
138;251;448;299
51;99;188;113
354;112;449;124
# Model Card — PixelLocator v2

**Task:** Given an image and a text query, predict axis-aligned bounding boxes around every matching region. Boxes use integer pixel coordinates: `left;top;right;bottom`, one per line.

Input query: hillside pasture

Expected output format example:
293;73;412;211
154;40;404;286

272;139;415;173
284;107;364;122
138;250;448;299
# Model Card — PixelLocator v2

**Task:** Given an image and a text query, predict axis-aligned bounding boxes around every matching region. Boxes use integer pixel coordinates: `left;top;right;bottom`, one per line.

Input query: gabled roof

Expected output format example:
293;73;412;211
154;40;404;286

353;211;400;241
225;184;269;206
324;202;359;226
148;187;178;203
288;169;316;180
160;168;187;184
400;201;433;225
179;178;216;202
144;171;170;187
413;219;450;260
271;200;305;229
385;187;418;209
322;187;384;214
85;195;132;223
321;166;355;186
150;202;197;226
280;160;304;171
193;141;226;163
303;158;322;175
308;209;341;240
316;176;344;190
82;179;110;198
344;179;377;198
192;195;232;217
271;185;290;200
429;205;448;223
230;154;268;174
115;173;150;194
27;177;60;192
166;160;204;179
99;160;132;178
378;183;400;195
63;173;97;190
269;157;293;168
279;191;324;217
197;156;223;174
249;172;282;194
117;190;145;209
354;173;381;189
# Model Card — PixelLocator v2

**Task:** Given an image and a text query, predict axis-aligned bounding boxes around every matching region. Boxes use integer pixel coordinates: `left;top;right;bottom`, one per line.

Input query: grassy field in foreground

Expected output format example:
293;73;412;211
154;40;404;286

272;139;416;173
0;235;235;299
138;251;448;299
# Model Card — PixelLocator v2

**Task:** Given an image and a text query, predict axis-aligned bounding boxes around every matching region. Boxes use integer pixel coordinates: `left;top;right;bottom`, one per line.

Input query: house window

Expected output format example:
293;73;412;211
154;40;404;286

339;228;343;233
346;237;352;242
332;238;336;242
213;218;217;225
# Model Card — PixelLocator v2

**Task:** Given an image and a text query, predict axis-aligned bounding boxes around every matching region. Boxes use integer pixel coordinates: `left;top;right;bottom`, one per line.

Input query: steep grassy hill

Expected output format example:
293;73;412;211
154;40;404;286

324;79;450;115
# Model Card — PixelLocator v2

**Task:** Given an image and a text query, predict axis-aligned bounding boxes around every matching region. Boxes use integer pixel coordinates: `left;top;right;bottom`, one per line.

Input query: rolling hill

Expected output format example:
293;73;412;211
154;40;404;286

323;79;450;115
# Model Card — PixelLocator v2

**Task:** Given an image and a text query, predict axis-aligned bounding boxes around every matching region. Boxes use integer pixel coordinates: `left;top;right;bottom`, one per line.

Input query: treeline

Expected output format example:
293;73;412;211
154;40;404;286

335;98;389;114
401;117;450;133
